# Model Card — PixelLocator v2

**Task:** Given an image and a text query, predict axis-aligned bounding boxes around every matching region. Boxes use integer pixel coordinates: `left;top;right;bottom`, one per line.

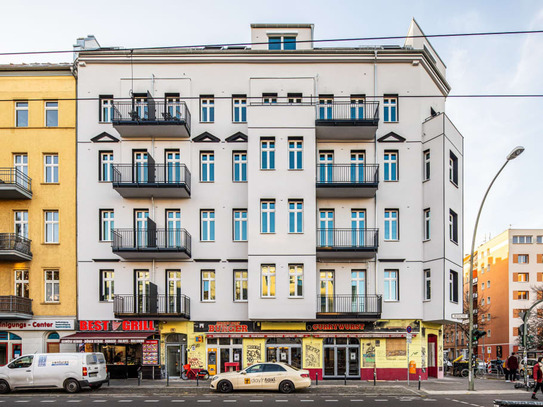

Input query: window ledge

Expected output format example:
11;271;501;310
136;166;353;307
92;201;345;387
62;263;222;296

41;183;60;186
41;302;60;305
43;242;60;245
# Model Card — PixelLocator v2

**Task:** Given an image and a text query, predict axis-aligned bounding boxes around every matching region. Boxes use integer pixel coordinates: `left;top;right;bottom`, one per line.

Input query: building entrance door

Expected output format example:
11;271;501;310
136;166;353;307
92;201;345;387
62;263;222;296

166;333;186;378
323;338;360;379
265;338;302;368
428;334;438;377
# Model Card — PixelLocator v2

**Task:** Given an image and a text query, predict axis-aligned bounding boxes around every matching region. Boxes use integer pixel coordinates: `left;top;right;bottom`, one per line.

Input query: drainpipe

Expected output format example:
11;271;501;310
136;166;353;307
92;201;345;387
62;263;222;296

373;50;378;300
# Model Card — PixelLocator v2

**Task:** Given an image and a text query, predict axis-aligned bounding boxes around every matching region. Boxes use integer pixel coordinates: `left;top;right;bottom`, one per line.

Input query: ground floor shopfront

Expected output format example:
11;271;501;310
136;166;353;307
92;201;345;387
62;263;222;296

160;320;445;380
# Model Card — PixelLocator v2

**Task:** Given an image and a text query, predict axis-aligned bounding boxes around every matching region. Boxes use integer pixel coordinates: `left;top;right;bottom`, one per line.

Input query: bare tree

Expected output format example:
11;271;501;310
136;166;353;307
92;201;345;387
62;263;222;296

516;284;543;350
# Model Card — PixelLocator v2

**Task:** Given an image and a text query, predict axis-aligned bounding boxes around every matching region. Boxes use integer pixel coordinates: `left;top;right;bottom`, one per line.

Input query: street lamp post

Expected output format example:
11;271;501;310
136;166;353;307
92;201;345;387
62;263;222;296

467;146;524;391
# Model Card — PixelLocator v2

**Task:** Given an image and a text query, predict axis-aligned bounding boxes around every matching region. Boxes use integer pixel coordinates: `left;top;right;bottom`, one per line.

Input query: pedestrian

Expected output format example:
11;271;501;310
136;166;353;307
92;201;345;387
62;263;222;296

504;357;510;382
508;352;519;382
531;357;543;400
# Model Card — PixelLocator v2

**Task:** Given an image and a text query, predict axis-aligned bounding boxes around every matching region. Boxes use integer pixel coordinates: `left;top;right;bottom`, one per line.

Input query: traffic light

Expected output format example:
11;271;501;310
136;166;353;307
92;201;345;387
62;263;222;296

497;345;502;358
472;329;487;346
519;324;527;346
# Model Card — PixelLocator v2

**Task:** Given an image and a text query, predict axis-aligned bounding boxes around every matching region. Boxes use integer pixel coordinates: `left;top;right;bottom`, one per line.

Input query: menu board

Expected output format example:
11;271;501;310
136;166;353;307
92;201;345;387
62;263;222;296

142;340;159;366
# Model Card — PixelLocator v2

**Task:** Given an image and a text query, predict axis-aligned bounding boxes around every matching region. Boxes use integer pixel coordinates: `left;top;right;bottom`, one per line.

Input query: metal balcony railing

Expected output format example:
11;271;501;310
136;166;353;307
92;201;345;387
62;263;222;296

112;100;191;132
114;294;190;318
316;228;378;249
112;228;191;256
0;233;32;257
316;164;379;185
0;296;32;315
0;167;32;195
316;101;380;122
112;164;191;191
317;294;382;315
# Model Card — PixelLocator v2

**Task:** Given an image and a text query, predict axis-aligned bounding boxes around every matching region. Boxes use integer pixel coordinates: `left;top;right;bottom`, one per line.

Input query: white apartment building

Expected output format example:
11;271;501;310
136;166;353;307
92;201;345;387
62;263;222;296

71;20;463;380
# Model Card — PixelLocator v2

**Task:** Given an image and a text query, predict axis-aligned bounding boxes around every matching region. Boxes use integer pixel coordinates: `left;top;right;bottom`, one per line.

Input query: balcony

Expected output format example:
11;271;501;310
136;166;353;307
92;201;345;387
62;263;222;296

0;296;33;319
0;168;32;199
112;97;191;138
0;234;32;261
315;101;379;140
316;228;378;260
112;163;191;199
316;164;379;198
114;294;190;319
112;228;191;260
316;295;382;319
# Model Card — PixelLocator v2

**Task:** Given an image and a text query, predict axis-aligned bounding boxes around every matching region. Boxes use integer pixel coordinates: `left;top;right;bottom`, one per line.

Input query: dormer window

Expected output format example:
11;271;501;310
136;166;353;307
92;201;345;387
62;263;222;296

268;36;297;50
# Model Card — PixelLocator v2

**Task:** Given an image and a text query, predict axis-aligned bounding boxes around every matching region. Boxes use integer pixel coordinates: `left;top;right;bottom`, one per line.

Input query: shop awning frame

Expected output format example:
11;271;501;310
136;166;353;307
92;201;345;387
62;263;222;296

60;331;156;344
206;332;415;339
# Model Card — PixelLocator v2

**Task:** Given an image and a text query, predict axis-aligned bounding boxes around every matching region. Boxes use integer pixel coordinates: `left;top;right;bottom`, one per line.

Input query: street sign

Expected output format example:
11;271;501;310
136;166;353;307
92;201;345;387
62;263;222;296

406;333;412;344
451;313;469;320
406;325;412;333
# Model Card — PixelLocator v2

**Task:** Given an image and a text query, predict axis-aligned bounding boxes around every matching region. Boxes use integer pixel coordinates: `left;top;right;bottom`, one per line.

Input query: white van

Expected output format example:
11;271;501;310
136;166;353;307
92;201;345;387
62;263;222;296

0;352;108;394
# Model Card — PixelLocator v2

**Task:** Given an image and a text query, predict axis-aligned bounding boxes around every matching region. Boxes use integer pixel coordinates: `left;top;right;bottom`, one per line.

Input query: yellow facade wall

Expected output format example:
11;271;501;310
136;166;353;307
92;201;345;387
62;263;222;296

0;69;76;318
243;338;265;368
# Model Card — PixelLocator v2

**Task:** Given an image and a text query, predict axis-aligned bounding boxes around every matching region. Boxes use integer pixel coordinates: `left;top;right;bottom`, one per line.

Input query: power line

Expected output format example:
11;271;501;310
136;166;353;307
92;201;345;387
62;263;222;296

1;29;543;57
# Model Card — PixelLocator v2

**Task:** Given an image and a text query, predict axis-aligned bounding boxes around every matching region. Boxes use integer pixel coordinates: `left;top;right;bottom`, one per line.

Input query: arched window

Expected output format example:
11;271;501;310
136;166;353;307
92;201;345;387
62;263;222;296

46;331;60;353
0;331;23;364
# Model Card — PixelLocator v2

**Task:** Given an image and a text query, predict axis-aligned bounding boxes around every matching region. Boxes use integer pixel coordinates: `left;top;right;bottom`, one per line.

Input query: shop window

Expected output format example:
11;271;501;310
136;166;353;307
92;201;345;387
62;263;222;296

0;331;22;365
46;332;60;353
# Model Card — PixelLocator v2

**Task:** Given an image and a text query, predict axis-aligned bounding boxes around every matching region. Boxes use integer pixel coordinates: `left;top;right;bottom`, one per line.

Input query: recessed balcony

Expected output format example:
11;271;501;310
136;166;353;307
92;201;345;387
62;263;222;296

112;228;191;260
0;234;32;262
315;101;379;140
316;228;378;260
316;295;382;319
112;163;191;199
316;164;379;198
0;168;32;200
112;97;191;138
114;294;190;320
0;296;33;319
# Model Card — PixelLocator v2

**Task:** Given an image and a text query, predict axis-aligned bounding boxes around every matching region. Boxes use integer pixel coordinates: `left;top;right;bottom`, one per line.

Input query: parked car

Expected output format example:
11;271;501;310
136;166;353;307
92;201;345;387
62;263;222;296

210;362;311;393
0;353;108;394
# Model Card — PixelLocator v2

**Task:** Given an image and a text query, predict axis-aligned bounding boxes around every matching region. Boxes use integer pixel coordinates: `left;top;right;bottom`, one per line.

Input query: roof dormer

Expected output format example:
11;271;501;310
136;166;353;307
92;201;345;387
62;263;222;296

250;24;314;51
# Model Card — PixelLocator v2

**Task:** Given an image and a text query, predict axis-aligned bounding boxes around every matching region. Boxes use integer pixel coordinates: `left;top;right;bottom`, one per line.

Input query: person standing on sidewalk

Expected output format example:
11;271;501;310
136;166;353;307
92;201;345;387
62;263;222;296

531;357;543;400
507;352;519;382
504;357;510;381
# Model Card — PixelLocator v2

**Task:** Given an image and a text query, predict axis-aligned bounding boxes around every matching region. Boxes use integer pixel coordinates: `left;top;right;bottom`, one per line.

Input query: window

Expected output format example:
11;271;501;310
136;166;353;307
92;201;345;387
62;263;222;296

261;265;276;297
288;200;303;234
487;330;491;338
100;210;114;242
516;291;529;300
481;282;485;290
233;152;247;182
234;270;248;302
200;152;215;182
14;211;28;239
268;36;296;50
99;152;114;182
449;270;459;303
423;150;430;180
449;209;458;243
487;314;491;321
516;254;529;264
262;93;278;104
288;138;303;170
200;96;214;122
513;235;532;244
384;270;398;301
232;96;247;122
383;151;398;181
481;298;485;306
261;200;276;233
44;211;59;243
45;101;58;127
201;271;216;301
233;210;248;242
45;270;59;302
261;138;275;170
517;273;529;282
318;96;333;120
44;154;59;183
289;264;303;298
15;102;28;127
201;210;215;241
288;93;302;104
384;210;398;241
100;270;114;302
383;96;398;122
15;270;29;298
99;95;114;122
424;209;431;240
449;151;459;185
165;94;182;119
350;95;365;119
487;296;491;304
537;236;543;244
424;269;431;301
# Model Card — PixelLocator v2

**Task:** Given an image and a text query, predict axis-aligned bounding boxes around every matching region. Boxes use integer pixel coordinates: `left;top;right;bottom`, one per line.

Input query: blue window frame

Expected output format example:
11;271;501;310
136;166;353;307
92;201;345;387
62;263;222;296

200;97;215;122
261;200;275;233
288;200;303;234
233;210;248;241
288;139;303;170
201;210;215;241
233;97;247;122
268;37;281;50
284;37;296;50
200;152;215;182
261;139;275;170
383;151;398;181
384;210;398;241
383;96;397;122
233;152;247;182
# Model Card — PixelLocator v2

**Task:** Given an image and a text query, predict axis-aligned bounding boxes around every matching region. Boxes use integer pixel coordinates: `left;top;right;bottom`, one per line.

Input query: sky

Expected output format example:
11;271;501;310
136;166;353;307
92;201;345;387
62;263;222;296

2;0;542;252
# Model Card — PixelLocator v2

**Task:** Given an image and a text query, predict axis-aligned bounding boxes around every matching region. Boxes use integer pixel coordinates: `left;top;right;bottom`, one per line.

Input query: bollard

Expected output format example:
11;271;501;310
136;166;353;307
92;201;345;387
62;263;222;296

107;372;110;387
373;370;376;386
344;373;347;386
418;375;421;390
197;372;199;387
138;370;142;386
166;371;169;387
315;372;318;386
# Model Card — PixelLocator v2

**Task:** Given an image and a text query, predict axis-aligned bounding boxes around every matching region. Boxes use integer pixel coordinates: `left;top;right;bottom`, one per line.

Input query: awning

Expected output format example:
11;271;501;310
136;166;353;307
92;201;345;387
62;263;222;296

206;332;414;339
60;332;155;344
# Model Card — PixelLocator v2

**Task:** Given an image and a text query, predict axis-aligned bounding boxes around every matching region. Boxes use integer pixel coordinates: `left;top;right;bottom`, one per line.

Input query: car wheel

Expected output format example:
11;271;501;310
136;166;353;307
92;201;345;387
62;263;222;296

218;380;233;393
64;378;81;394
201;371;210;380
279;380;295;394
89;383;102;390
0;380;10;394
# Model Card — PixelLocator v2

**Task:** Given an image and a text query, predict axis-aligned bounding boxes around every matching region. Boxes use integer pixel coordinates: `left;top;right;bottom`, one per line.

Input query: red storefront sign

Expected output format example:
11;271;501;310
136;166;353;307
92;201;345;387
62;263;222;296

79;320;155;332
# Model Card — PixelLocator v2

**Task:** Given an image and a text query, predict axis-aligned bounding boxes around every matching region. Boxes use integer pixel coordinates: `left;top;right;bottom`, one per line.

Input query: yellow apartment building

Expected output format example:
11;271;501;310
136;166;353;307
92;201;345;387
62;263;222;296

0;64;77;363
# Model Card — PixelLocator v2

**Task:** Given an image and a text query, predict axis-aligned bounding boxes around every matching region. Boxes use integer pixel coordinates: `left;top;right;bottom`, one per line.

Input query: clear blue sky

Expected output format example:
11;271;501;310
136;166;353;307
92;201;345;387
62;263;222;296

3;0;542;251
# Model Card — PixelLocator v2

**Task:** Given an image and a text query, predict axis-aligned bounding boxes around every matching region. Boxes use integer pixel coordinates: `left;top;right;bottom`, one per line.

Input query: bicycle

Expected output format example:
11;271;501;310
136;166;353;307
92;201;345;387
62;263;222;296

181;363;210;380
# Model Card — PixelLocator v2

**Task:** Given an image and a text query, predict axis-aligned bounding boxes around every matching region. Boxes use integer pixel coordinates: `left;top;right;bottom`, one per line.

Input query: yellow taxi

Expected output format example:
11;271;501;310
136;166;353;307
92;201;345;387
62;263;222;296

210;362;311;393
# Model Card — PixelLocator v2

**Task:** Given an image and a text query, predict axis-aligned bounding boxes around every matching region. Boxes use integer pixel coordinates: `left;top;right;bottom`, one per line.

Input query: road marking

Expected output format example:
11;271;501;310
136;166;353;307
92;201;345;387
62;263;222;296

300;401;314;403
197;402;211;404
223;401;237;403
375;400;388;402
250;401;263;403
144;401;159;403
67;402;82;404
350;400;364;402
119;401;132;403
41;402;56;403
171;402;186;404
423;399;437;402
325;401;338;403
93;402;107;404
276;401;289;403
15;402;30;404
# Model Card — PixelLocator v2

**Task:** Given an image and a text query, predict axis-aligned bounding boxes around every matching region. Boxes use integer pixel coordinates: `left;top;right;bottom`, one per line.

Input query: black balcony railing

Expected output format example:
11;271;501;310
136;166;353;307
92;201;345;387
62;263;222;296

317;294;382;316
112;163;191;191
316;164;379;185
112;228;191;256
316;228;378;249
112;99;191;132
316;101;379;122
0;168;32;196
0;233;32;257
114;294;190;318
0;296;32;316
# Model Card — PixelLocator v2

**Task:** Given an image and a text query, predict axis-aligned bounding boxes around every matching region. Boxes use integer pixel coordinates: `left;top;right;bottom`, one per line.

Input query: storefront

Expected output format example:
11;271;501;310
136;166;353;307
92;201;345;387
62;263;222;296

265;338;302;368
61;320;160;379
